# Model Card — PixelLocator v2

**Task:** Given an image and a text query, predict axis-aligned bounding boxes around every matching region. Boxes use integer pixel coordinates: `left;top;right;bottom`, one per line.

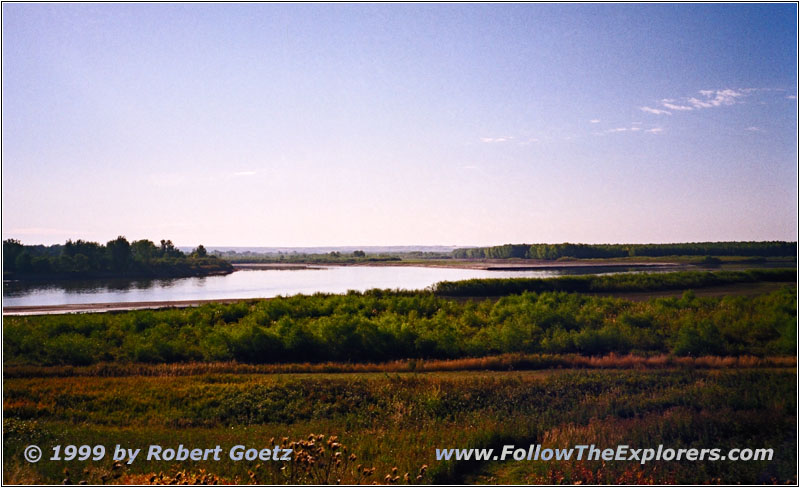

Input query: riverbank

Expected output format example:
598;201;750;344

2;297;257;316
231;263;325;270
230;260;686;271
229;255;796;270
3;278;792;316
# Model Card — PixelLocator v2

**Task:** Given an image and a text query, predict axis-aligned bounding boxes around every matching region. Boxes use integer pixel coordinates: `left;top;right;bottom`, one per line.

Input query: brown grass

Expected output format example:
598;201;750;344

475;406;797;484
4;353;794;378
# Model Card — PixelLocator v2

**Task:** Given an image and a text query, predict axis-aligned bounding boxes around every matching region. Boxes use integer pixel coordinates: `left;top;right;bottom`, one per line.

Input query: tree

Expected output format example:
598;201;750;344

107;236;132;272
73;254;90;273
3;239;24;272
159;239;183;258
14;252;32;273
192;245;208;258
131;239;157;261
352;250;366;258
31;256;53;274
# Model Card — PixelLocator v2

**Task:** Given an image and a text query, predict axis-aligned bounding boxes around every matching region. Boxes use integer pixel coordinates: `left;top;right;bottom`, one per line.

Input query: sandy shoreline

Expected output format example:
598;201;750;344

2;298;260;316
232;263;326;270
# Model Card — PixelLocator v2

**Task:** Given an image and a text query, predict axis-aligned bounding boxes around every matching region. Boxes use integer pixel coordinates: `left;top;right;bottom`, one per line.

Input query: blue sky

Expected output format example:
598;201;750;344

2;3;797;247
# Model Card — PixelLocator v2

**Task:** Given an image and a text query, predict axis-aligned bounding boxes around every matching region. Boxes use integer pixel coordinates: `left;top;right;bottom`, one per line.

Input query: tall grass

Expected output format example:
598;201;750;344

4;354;795;378
4;369;795;484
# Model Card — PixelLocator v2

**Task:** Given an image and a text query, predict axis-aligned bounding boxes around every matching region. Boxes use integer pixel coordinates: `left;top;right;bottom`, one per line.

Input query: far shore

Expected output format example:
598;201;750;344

231;259;686;271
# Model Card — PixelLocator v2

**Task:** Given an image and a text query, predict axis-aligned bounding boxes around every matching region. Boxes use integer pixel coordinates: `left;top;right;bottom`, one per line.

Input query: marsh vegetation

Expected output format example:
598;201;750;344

3;269;796;484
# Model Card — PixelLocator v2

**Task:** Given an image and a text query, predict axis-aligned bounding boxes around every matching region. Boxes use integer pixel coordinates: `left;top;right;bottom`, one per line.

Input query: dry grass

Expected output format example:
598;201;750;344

475;406;797;485
2;460;44;485
5;353;794;378
5;369;795;484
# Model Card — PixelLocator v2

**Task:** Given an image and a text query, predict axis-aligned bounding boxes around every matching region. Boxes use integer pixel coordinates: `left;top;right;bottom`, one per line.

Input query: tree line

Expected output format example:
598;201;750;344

452;241;797;260
3;237;232;279
222;250;402;264
433;268;796;296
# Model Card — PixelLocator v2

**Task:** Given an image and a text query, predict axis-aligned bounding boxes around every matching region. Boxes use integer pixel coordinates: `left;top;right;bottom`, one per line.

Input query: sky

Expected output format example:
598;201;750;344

2;3;797;247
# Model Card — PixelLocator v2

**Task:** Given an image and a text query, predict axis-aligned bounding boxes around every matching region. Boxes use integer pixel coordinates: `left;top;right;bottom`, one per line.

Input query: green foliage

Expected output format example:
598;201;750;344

433;268;796;296
107;236;132;272
4;275;796;367
3;237;232;279
453;241;797;260
192;244;208;257
42;333;101;366
693;255;723;266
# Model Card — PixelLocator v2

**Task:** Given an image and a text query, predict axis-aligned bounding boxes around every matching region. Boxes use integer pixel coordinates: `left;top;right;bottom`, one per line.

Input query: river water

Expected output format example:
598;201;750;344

3;265;645;307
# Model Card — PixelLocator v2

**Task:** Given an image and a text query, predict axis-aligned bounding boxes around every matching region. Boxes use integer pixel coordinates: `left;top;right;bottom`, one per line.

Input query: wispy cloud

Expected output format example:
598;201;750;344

744;126;764;132
644;89;750;116
589;119;601;124
598;126;662;136
688;88;745;108
233;170;257;176
640;106;672;115
787;95;797;100
480;136;513;143
661;101;693;111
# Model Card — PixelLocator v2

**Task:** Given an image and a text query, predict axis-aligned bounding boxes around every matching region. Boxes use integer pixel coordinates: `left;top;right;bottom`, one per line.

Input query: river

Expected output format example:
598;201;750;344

2;264;656;308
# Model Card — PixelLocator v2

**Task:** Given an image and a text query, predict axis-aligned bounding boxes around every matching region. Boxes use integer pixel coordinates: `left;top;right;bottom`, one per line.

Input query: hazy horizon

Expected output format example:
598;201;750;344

5;240;798;252
3;4;797;247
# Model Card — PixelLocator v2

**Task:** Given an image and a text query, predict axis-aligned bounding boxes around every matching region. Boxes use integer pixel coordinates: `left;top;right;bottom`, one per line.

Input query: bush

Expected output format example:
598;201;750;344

3;274;796;366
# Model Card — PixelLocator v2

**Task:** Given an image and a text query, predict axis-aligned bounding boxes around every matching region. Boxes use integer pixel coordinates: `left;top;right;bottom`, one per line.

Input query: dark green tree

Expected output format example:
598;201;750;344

14;252;32;273
159;239;183;258
131;239;158;262
3;239;24;272
107;236;132;272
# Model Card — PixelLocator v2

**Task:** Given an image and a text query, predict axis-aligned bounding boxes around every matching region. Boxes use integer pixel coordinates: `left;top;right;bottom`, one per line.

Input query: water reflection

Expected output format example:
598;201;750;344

4;277;182;296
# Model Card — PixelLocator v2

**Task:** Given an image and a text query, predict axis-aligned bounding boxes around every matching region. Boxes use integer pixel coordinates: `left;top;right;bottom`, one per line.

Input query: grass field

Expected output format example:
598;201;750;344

3;368;796;484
